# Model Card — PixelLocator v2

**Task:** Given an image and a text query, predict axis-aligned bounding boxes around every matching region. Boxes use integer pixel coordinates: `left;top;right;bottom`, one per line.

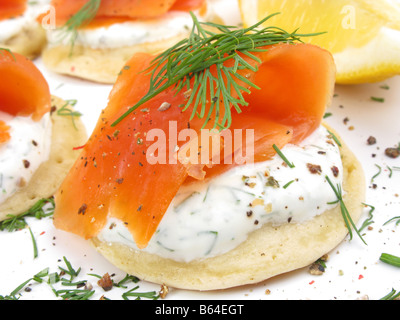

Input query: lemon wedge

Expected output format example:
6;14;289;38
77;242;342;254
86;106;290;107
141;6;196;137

238;0;400;84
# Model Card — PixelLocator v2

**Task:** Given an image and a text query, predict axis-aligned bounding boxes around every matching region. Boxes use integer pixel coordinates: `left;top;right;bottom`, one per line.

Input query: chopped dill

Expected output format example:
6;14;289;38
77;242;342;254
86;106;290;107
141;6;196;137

380;288;400;300
380;253;400;268
0;197;55;232
327;129;342;147
358;203;375;233
325;175;366;245
111;12;322;128
273;144;295;168
371;164;382;183
371;96;385;103
58;0;101;50
56;99;82;129
0;256;158;300
283;180;295;189
383;216;400;227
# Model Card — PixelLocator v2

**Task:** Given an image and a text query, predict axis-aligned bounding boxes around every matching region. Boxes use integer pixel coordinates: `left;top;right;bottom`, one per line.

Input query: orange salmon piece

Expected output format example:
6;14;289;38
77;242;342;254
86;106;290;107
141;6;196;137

0;0;26;20
0;49;51;121
243;43;335;144
54;53;195;248
50;0;205;27
170;0;205;11
53;43;335;248
178;43;335;180
194;116;294;182
0;120;10;145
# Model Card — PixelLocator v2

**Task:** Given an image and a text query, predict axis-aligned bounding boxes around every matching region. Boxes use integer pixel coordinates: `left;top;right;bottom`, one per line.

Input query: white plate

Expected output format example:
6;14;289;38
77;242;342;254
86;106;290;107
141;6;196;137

1;58;399;301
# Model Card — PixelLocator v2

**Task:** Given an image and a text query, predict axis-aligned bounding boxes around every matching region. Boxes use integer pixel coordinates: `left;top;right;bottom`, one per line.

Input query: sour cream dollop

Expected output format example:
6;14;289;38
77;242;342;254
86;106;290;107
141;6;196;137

0;112;52;204
98;126;343;262
46;0;242;49
0;0;50;43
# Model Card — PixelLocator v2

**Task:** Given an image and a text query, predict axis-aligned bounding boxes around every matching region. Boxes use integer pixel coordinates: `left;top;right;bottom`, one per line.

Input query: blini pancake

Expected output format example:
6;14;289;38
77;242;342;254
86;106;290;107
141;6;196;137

0;96;87;220
91;125;365;291
41;34;188;84
0;23;46;59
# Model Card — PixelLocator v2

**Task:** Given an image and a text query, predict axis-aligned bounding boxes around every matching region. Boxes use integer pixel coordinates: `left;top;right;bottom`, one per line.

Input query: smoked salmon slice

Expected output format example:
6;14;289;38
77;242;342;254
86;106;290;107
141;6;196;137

0;0;26;21
48;0;206;27
53;42;335;249
0;121;10;145
170;0;205;12
0;49;51;144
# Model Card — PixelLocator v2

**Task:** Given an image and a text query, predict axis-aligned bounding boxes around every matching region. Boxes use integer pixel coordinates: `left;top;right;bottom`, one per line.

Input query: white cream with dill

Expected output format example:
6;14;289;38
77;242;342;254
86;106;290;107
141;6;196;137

98;125;344;262
0;112;52;204
48;11;198;49
46;0;240;50
0;0;50;43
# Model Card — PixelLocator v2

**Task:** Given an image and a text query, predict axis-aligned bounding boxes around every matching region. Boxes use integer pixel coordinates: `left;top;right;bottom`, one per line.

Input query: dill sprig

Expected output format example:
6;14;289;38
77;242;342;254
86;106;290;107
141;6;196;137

122;286;159;300
380;253;400;268
0;256;160;300
325;176;367;245
358;203;375;233
0;268;50;300
371;164;382;183
0;48;16;61
0;198;54;259
383;215;400;226
111;12;321;128
56;99;82;129
273;144;295;168
57;0;101;49
0;197;55;232
380;288;400;300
